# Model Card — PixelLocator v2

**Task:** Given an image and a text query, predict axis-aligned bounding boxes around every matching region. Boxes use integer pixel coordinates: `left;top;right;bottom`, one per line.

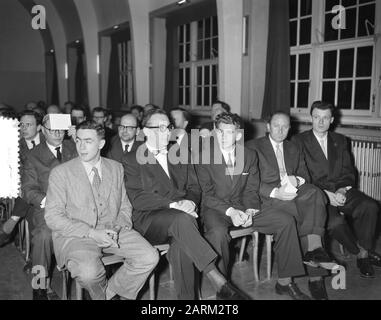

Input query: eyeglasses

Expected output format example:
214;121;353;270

43;126;64;135
145;124;174;132
118;125;138;131
20;123;34;129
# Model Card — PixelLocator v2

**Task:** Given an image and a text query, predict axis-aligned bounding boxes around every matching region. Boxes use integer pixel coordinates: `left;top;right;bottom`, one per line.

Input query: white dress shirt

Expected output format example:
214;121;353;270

146;143;170;178
312;131;328;159
46;142;62;159
25;133;40;150
121;139;134;153
81;158;102;184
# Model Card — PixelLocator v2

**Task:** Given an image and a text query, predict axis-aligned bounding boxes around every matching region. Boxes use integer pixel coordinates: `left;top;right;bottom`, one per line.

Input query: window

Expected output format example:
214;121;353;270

118;40;134;107
290;0;378;116
178;15;218;109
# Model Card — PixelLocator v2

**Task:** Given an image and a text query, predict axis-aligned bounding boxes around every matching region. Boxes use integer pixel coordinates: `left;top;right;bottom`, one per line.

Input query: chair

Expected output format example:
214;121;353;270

229;227;273;281
18;219;30;262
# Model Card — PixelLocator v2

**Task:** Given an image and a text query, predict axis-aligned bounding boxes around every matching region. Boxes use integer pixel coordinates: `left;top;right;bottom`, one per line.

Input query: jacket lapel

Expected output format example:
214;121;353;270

264;137;280;173
99;159;112;204
327;132;338;176
308;130;329;164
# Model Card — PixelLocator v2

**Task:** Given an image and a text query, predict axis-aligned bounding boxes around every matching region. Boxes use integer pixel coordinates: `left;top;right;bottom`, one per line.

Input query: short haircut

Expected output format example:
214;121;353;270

310;101;334;116
268;111;290;123
215;112;242;129
170;107;191;122
71;105;86;116
212;100;231;113
92;107;106;116
76;120;105;139
131;105;144;114
19;110;42;125
142;108;168;127
42;114;50;126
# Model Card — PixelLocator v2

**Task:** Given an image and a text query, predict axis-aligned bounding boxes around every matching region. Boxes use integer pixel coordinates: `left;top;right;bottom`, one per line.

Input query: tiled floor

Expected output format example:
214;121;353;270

1;236;381;300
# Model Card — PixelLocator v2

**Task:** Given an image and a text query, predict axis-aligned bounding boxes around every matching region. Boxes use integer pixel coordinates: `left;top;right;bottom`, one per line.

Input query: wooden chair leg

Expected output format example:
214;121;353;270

18;219;25;252
238;237;247;262
149;272;155;300
76;281;83;300
62;270;68;300
25;220;30;261
252;231;259;282
266;235;272;280
169;263;173;282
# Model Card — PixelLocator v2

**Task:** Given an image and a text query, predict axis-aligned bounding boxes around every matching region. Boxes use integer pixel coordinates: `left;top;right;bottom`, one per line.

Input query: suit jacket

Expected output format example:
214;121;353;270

101;127;117;157
196;142;261;215
123;144;201;234
245;136;310;203
45;157;133;266
107;136;143;163
22;140;77;214
292;130;356;193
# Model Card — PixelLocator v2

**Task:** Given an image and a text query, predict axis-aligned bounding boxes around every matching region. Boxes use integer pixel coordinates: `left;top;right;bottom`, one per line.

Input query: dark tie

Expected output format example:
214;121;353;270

31;140;36;149
92;167;101;193
55;147;62;162
275;144;287;179
124;144;129;153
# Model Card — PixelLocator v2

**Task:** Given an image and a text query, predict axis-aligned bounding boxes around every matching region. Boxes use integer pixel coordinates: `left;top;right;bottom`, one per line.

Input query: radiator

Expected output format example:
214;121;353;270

351;140;381;201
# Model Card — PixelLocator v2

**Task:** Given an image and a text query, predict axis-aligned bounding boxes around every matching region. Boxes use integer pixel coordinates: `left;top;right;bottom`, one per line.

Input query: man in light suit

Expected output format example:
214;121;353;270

107;113;143;163
246;111;336;300
293;101;381;278
45;121;158;300
22;114;78;300
123;108;249;300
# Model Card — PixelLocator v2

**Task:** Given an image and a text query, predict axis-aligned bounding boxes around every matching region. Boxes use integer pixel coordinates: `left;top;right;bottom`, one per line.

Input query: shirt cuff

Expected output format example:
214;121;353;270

270;188;278;198
226;207;235;216
40;197;46;209
296;176;306;187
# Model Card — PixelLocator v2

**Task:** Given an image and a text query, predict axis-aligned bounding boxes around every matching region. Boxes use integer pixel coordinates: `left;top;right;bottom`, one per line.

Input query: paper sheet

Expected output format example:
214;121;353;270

49;114;72;130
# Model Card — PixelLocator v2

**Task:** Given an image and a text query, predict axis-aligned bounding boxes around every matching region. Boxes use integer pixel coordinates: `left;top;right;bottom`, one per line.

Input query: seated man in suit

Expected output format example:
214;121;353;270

0;110;43;246
197;112;310;300
293;101;381;278
107;113;142;163
45;121;159;300
246;111;336;300
22;114;78;300
123;108;248;300
131;105;144;127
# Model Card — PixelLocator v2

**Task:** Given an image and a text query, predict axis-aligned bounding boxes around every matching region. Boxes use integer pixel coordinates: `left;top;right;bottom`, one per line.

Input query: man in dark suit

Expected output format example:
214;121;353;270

0;110;44;246
92;107;116;156
123;108;248;300
107;113;142;163
246;111;337;300
293;101;381;278
197;112;310;300
22;114;77;299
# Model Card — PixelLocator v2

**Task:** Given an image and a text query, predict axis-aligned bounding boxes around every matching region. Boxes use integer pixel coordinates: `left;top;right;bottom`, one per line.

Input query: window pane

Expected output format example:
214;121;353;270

186;24;190;42
205;18;211;38
197;87;202;106
290;21;297;46
212;65;217;85
338;81;352;109
212;16;218;37
354;80;371;110
186;43;191;62
323;51;337;79
179;68;184;86
291;82;295;107
197;41;203;60
322;81;336;105
300;18;311;45
179;25;184;43
339;48;354;78
205;40;211;59
356;46;373;77
185;68;190;86
179;87;184;105
179;44;184;63
185;87;190;105
325;0;339;11
325;13;339;41
301;0;312;16
299;54;310;80
205;66;210;85
204;87;210;106
197;66;202;86
342;0;356;7
198;20;203;40
358;4;375;37
297;83;309;108
359;0;375;4
290;55;296;80
341;8;356;39
289;0;298;19
212;38;218;58
212;86;218;104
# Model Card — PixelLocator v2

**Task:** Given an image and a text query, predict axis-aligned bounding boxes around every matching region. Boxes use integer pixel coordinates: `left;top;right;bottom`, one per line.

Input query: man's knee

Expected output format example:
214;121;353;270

68;259;105;285
205;226;230;244
173;212;197;228
141;246;159;268
327;214;346;233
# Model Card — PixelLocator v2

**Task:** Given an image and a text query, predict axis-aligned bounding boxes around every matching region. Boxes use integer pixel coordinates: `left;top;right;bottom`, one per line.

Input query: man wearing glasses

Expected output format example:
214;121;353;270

107;113;143;163
22;114;77;300
123;109;249;300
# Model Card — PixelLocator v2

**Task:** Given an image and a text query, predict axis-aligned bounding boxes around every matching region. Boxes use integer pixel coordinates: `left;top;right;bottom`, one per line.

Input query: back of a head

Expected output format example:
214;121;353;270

213;100;231;113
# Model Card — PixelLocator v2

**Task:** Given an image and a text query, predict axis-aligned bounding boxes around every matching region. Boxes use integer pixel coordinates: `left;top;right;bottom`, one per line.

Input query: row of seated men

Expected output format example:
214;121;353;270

0;101;380;301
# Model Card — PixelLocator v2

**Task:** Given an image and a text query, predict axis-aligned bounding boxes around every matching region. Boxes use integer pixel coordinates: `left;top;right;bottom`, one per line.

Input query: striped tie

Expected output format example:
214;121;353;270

92;167;101;193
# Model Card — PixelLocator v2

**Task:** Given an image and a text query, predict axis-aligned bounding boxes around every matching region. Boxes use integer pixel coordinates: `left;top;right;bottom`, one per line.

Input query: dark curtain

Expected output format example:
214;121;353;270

262;0;291;119
107;33;123;110
45;52;59;105
75;44;88;107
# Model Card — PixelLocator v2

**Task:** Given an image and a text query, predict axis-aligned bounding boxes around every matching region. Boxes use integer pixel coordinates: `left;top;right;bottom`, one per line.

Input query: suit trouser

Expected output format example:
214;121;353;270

62;228;159;300
327;188;379;254
142;209;218;300
262;184;328;277
202;207;305;279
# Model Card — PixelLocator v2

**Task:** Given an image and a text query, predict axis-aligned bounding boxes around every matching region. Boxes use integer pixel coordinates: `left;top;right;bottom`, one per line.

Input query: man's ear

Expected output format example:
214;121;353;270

99;139;106;150
136;127;141;136
37;124;42;132
184;120;189;130
236;131;243;142
266;123;271;132
142;127;149;137
330;117;334;124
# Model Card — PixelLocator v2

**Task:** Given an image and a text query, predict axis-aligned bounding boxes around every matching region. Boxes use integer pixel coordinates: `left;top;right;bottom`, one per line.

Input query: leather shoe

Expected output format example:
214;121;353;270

33;289;48;300
216;282;251;300
308;279;328;300
368;251;381;267
303;247;338;270
357;258;375;278
275;282;311;300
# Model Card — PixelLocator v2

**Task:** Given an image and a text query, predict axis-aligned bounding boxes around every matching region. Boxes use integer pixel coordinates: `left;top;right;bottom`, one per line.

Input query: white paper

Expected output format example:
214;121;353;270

281;175;298;194
49;114;72;130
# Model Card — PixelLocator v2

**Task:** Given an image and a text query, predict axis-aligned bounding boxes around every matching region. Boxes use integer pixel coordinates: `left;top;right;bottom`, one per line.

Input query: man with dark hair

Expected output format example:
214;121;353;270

22;114;78;299
123;108;248;300
293;101;381;278
200;101;231;138
63;101;74;114
131;105;144;124
46;105;62;114
107;113;142;163
45;120;158;300
246;111;337;300
197;112;310;300
92;107;116;156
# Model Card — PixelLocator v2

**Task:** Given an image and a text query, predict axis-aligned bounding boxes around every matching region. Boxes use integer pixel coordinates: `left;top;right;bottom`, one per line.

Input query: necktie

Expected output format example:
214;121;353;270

275;144;287;179
226;153;235;179
319;139;328;159
124;144;129;153
55;147;62;162
31;140;36;149
92;167;101;193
